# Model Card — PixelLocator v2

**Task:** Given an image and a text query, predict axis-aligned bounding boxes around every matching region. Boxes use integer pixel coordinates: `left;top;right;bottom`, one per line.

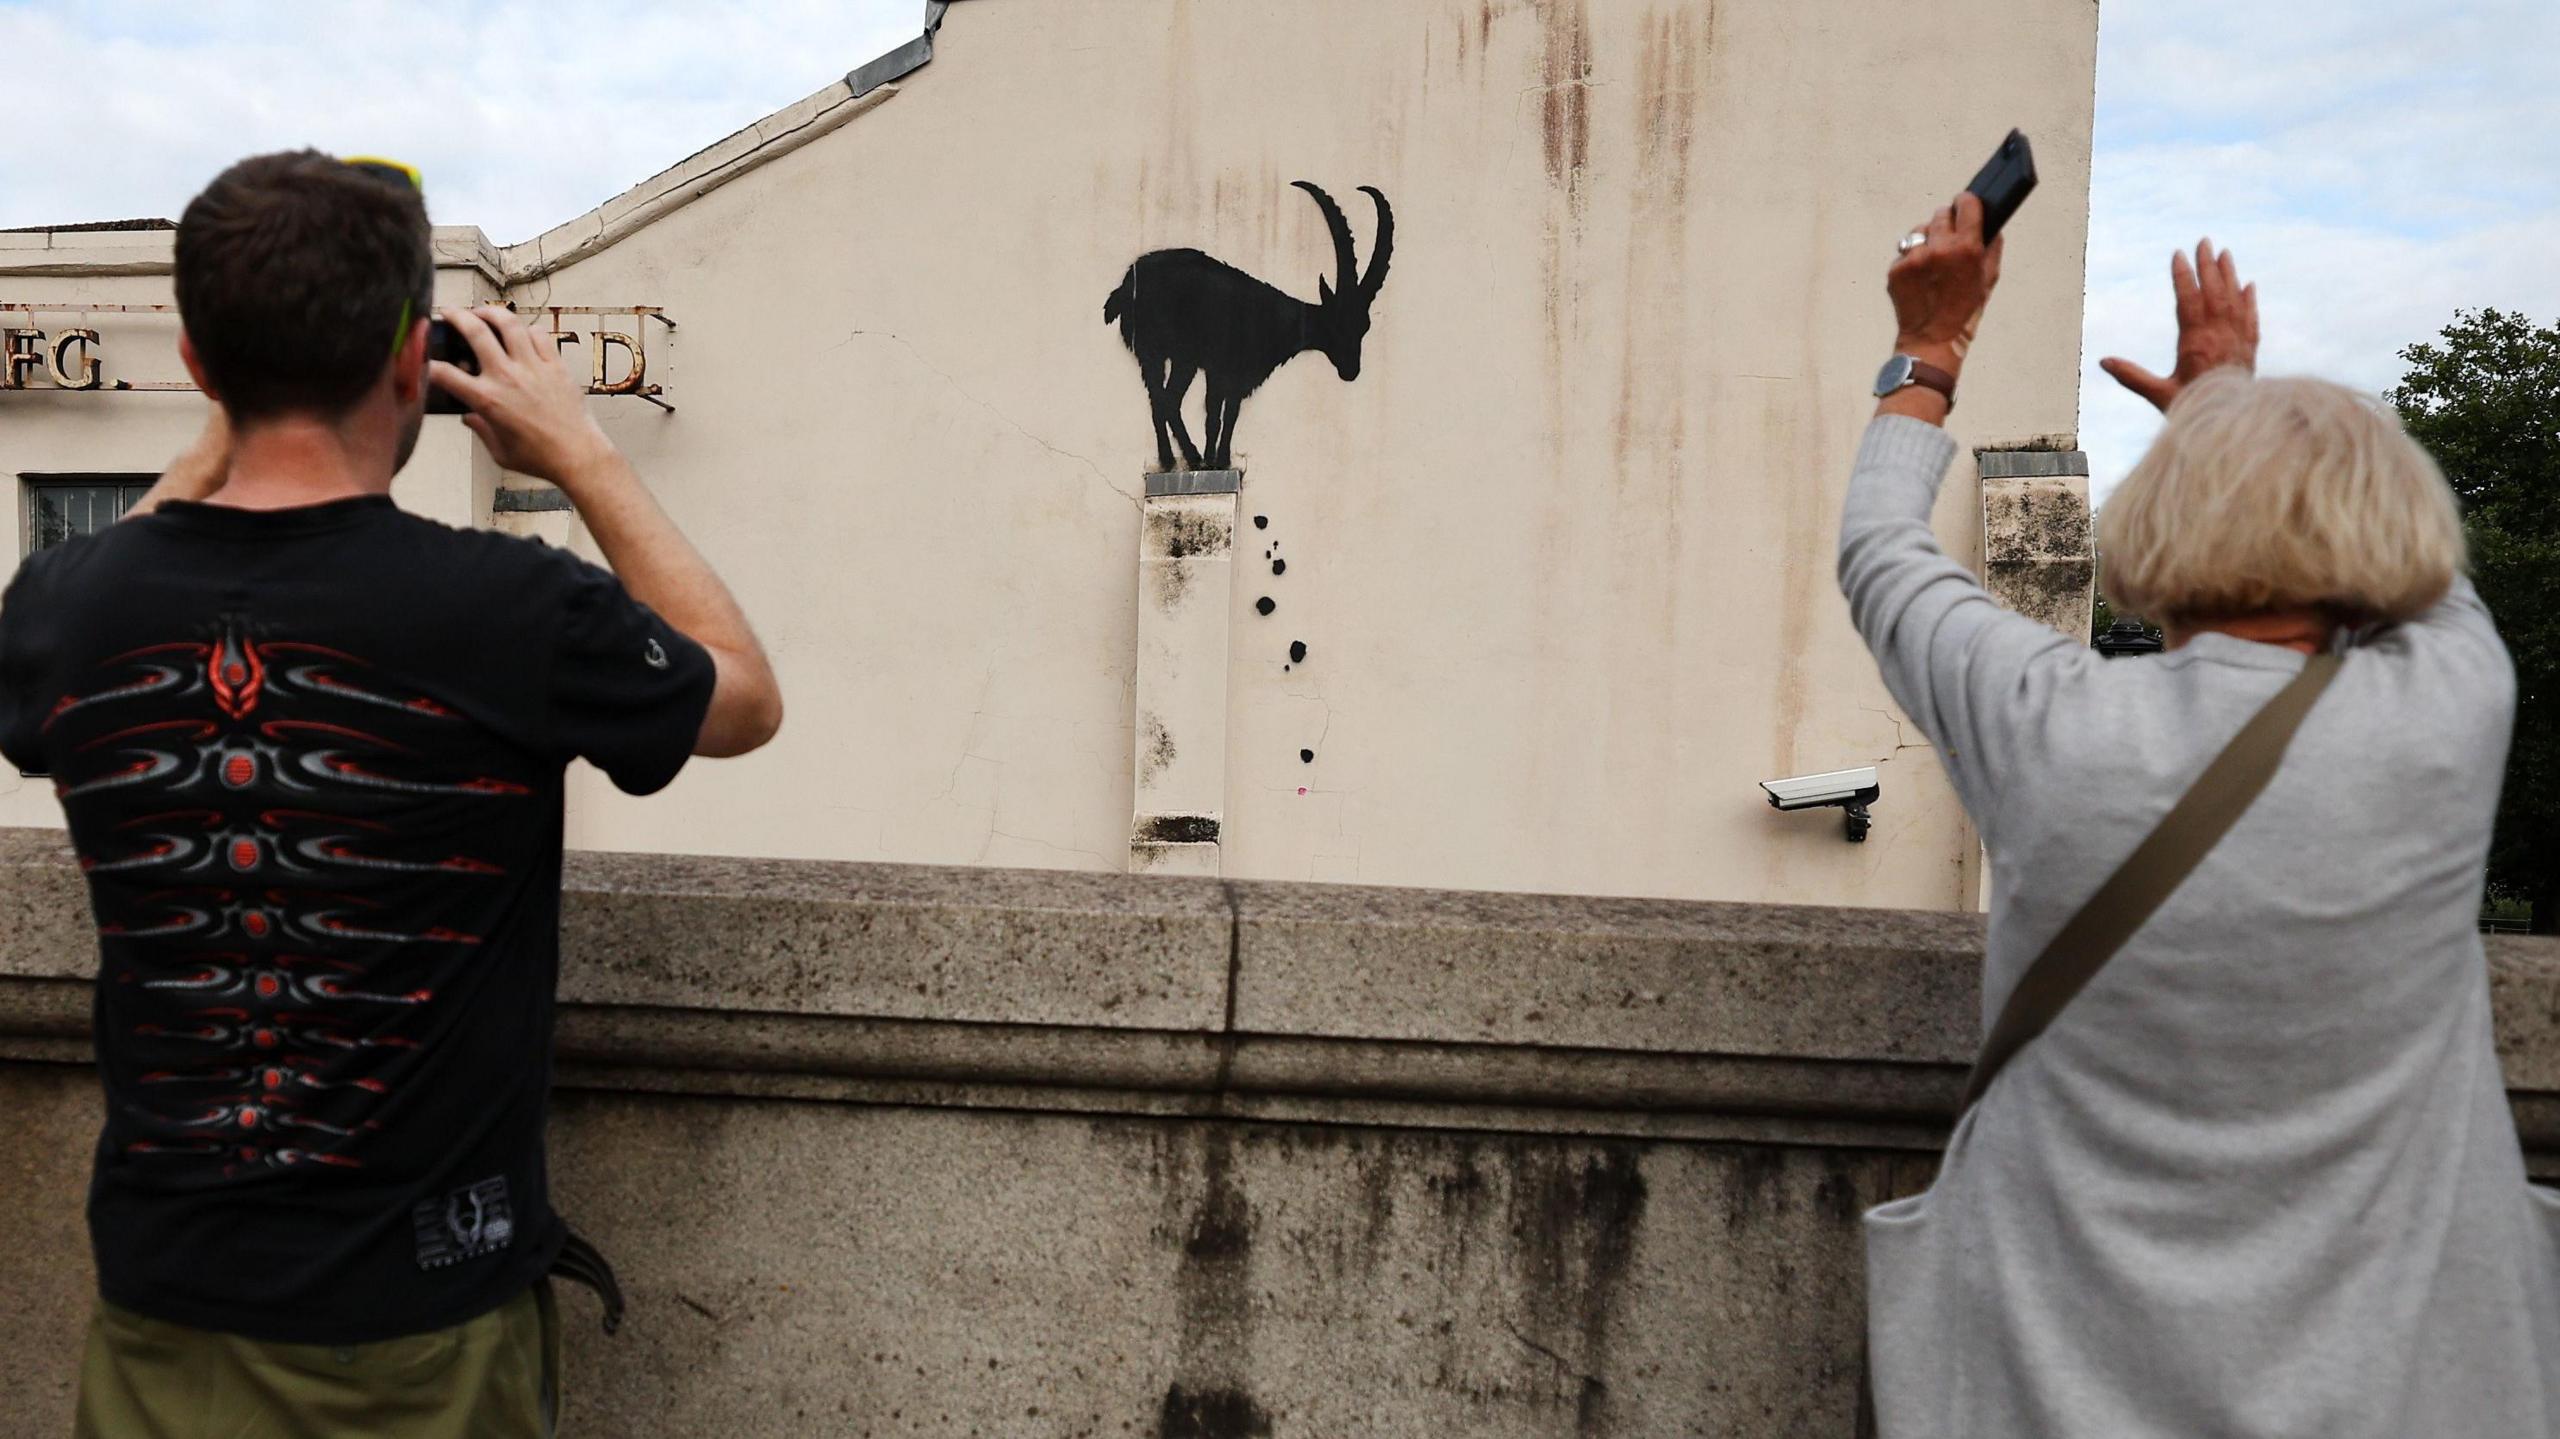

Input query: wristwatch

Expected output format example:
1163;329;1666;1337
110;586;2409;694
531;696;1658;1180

1874;354;1958;409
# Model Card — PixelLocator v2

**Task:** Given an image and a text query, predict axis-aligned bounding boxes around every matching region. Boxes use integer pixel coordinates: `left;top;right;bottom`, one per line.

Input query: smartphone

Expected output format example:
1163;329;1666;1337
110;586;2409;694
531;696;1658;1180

1965;130;2037;243
425;318;477;415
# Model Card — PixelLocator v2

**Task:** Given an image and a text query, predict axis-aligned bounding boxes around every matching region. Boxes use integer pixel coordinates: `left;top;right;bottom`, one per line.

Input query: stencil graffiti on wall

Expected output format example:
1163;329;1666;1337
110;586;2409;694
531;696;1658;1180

1103;182;1394;472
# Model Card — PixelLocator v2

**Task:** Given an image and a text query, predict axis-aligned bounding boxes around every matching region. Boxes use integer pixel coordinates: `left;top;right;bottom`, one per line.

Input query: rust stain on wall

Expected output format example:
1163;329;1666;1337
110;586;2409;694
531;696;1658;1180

1763;391;1813;784
1656;8;1705;207
1612;9;1705;482
1539;0;1595;208
1609;4;1711;686
1781;193;1839;784
1524;0;1597;577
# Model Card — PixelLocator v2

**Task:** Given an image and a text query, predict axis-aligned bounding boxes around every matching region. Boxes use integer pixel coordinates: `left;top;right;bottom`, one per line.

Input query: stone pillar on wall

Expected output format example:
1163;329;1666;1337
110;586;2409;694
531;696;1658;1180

1976;448;2094;640
1970;447;2093;913
1131;470;1241;875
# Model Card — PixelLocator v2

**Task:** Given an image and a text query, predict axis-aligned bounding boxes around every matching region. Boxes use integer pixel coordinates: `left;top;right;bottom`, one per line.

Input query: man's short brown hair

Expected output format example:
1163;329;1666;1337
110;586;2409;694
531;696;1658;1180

175;150;433;421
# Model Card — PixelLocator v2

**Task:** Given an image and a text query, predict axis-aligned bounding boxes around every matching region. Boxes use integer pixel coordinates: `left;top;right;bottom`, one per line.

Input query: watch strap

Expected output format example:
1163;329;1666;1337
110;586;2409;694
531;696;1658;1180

1904;358;1957;406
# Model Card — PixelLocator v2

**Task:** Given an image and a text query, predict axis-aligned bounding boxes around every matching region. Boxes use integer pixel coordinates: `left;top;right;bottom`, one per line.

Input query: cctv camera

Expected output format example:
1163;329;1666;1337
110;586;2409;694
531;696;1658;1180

1759;767;1879;842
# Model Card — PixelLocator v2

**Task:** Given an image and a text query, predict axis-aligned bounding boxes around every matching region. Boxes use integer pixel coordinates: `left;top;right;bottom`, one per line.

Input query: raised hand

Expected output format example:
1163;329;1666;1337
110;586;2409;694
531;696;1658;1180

1888;190;2006;378
2101;240;2258;414
427;305;618;490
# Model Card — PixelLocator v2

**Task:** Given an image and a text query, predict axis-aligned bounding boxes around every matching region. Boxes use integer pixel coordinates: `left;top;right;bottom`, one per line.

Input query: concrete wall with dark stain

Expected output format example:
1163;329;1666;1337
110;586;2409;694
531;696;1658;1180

4;837;2553;1434
547;1110;1917;1437
0;1070;1920;1437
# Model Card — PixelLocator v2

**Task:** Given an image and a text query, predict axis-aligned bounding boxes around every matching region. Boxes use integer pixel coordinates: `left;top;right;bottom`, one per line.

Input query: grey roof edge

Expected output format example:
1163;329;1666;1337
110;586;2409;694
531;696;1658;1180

0;218;174;235
497;83;891;287
1145;469;1244;497
492;484;576;513
849;1;960;98
8;3;964;277
493;1;968;288
0;224;499;283
1976;449;2091;480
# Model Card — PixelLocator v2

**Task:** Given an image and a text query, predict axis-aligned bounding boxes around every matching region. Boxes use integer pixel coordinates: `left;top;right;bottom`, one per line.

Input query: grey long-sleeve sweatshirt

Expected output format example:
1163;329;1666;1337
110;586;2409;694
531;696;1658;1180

1839;414;2560;1439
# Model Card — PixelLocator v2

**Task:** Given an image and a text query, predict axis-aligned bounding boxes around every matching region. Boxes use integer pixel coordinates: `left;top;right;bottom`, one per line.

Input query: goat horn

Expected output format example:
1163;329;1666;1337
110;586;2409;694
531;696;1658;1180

1293;181;1359;302
1357;186;1394;304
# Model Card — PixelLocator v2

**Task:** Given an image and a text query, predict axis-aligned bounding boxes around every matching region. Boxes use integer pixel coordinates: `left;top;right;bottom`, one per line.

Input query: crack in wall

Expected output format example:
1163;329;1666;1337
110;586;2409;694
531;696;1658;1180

1502;1318;1599;1386
1857;705;1931;759
983;826;1111;868
834;328;1140;508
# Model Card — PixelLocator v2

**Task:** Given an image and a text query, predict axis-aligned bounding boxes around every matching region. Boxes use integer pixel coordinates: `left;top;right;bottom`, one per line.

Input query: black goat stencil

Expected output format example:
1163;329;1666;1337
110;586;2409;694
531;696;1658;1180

1104;181;1393;472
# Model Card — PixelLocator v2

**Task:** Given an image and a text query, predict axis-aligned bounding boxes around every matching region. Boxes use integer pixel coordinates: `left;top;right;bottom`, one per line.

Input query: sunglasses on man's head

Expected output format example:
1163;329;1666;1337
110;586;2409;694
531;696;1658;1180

341;155;423;193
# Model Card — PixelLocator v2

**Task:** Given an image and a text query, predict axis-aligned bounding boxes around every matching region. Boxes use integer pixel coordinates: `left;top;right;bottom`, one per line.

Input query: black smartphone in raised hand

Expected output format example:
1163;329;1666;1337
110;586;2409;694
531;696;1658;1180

1965;130;2037;244
425;318;478;415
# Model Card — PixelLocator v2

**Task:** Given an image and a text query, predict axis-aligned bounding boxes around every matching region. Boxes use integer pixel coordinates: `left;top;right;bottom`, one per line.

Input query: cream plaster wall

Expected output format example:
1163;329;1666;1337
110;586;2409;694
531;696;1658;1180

0;0;2099;911
521;0;2096;907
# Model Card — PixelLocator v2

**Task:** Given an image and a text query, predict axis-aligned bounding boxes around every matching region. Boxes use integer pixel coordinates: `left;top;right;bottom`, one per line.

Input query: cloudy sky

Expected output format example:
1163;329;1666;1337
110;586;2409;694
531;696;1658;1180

0;1;915;244
2081;0;2560;498
3;0;2553;501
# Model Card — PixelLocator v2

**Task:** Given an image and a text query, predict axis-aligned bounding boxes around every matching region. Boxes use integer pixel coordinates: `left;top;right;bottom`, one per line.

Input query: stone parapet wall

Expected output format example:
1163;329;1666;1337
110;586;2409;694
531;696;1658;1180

2;828;2552;1435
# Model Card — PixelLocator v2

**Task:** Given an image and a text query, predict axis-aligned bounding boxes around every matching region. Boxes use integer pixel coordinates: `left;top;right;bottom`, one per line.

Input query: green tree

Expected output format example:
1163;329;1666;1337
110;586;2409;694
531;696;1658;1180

2389;309;2560;933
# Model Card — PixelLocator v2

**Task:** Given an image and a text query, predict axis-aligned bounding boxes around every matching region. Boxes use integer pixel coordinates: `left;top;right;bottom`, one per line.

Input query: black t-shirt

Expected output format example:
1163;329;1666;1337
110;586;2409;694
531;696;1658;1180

0;493;715;1344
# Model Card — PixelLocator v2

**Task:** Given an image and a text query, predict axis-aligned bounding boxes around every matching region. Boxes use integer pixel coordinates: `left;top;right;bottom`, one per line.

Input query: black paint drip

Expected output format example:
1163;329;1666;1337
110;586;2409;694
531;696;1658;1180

1256;597;1275;616
1252;515;1268;530
1288;641;1307;664
1271;559;1286;576
1158;1385;1272;1439
1300;749;1314;764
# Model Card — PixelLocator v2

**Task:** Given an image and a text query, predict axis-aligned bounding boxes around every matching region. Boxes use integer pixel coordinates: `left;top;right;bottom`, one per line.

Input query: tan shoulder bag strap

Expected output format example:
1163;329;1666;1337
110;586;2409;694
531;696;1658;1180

1959;652;2342;1112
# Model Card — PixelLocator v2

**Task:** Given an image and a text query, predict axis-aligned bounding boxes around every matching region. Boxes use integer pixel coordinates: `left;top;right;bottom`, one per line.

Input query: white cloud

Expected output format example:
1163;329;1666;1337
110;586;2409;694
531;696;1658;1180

2079;0;2560;506
0;1;921;244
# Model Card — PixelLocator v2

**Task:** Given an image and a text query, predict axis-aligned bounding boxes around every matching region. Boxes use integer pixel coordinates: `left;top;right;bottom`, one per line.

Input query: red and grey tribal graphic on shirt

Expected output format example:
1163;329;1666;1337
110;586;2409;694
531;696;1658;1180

64;613;533;1176
0;494;713;1344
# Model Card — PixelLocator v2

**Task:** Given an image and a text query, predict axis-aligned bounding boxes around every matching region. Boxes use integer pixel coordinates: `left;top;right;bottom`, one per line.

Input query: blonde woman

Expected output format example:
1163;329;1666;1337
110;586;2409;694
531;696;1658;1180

1843;194;2560;1437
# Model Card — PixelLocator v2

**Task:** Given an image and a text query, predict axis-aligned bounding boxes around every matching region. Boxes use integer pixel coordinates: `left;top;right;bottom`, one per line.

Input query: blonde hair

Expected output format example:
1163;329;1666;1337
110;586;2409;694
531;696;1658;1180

2095;371;2466;628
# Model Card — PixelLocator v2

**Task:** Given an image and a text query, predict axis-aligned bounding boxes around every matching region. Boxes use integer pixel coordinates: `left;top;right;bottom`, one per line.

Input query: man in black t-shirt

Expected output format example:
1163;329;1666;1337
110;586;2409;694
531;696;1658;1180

0;152;782;1436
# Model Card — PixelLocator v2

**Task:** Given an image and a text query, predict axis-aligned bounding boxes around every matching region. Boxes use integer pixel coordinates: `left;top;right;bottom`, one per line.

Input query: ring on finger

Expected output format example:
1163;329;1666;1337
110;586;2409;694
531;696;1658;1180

1897;230;1928;255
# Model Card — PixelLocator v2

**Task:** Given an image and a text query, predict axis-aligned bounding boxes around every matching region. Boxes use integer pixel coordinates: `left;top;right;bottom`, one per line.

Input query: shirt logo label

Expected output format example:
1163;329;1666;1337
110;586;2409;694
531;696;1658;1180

643;638;670;670
414;1176;514;1269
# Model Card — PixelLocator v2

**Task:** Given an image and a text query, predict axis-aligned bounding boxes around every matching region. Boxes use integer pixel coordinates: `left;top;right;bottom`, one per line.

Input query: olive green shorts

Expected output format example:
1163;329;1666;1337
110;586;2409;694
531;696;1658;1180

73;1281;559;1439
